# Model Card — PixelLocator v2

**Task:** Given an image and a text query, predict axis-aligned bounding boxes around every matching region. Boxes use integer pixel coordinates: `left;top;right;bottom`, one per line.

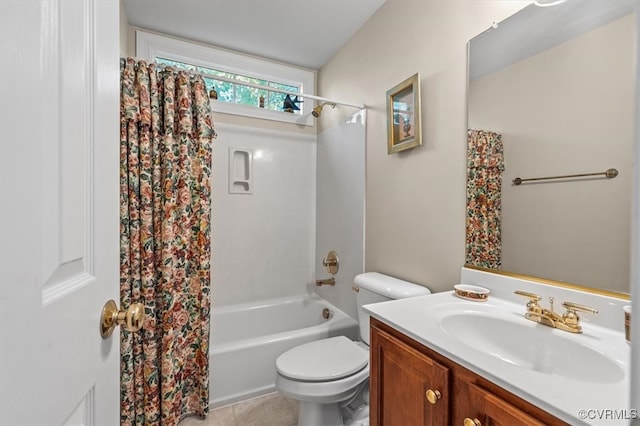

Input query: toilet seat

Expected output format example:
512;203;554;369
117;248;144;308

276;336;368;381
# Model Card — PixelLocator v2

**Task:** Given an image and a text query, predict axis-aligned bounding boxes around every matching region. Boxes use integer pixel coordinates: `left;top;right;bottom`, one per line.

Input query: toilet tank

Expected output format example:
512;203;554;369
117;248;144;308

354;272;431;344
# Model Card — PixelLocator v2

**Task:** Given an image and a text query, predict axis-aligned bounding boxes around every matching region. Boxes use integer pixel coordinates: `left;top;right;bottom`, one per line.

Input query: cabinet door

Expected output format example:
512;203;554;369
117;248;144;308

371;327;449;426
465;383;546;426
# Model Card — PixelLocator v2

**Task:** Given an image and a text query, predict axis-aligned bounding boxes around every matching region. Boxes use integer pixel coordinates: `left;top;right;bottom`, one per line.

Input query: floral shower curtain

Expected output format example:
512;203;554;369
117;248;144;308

466;129;505;269
120;58;215;426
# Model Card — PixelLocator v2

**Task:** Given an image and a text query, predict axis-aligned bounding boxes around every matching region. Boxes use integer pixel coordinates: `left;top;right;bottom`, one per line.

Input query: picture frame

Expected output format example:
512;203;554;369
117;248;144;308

386;73;422;154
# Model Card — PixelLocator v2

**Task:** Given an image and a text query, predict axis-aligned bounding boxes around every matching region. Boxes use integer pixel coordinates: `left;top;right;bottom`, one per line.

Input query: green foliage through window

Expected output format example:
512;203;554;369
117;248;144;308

156;57;301;113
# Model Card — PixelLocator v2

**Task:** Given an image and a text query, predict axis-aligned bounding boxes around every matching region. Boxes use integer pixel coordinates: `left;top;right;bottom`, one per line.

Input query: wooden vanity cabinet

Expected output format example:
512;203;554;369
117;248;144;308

370;321;450;425
465;382;546;426
370;318;568;426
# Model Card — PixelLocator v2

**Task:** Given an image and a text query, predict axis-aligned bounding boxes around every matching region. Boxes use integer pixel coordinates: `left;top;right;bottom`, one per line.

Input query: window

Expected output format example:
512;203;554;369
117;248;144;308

154;57;301;114
136;31;315;126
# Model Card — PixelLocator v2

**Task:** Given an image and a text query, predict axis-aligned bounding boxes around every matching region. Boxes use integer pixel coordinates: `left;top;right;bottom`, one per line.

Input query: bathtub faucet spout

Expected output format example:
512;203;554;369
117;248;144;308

315;278;335;286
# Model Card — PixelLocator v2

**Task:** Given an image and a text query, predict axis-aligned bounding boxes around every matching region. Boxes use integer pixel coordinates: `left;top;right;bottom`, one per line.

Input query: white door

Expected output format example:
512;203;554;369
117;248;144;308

1;0;121;424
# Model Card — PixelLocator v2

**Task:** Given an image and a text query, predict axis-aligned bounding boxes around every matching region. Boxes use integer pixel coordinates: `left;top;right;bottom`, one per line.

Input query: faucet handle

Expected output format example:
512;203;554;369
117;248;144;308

514;290;541;302
561;302;598;332
562;301;598;315
514;290;543;314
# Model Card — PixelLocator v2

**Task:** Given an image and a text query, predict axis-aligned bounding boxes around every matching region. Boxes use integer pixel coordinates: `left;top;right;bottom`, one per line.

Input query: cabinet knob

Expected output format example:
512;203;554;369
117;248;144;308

425;389;441;404
464;418;481;426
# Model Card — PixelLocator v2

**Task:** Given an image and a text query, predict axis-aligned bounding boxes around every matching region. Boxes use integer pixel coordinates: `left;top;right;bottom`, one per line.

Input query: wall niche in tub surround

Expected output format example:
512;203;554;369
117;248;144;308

466;1;636;296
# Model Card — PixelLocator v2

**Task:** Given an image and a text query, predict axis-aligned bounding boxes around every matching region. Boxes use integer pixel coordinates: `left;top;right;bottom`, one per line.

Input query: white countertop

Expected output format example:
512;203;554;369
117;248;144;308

364;291;631;426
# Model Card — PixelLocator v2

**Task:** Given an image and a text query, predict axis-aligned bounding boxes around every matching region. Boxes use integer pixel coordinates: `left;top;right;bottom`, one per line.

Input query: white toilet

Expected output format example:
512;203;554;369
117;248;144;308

275;272;431;426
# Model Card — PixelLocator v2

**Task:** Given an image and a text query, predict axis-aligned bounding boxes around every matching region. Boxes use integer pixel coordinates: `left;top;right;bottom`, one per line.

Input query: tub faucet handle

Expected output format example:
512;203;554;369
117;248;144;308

322;250;339;274
322;257;337;267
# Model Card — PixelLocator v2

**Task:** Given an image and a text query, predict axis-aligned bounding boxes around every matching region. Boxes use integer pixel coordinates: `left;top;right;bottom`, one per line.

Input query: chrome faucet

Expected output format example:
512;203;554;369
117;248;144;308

514;291;598;333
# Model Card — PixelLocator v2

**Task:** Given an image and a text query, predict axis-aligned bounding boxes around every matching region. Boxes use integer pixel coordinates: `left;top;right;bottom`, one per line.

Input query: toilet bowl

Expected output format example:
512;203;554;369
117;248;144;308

275;272;431;426
276;337;370;425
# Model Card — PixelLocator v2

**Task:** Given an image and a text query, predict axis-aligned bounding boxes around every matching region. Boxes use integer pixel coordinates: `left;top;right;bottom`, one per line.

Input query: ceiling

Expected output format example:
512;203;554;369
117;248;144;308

122;0;385;70
469;0;636;81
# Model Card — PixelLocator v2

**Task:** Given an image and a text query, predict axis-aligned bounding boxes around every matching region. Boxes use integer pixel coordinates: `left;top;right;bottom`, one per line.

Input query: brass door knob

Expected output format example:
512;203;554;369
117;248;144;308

464;418;481;426
425;389;441;405
100;299;144;338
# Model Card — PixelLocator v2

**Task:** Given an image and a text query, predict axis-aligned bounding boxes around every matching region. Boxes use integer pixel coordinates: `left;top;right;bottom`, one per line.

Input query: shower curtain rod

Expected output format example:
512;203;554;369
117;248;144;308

122;57;366;110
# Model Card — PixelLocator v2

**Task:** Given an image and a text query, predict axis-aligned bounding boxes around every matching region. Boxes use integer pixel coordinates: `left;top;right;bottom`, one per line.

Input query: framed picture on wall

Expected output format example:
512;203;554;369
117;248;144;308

386;73;422;154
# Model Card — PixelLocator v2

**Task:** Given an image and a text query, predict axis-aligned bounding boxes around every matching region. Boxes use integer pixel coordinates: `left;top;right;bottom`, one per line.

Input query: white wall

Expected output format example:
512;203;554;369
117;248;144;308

318;1;529;292
468;14;634;293
211;122;316;305
314;111;366;319
119;0;129;55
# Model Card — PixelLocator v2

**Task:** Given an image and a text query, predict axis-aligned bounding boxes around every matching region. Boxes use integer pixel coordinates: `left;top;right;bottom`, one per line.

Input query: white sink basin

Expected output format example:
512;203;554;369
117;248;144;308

439;312;624;384
363;287;630;425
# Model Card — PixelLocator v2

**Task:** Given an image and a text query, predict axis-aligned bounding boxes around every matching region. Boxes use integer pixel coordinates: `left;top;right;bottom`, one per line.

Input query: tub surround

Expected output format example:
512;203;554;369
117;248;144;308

314;111;366;321
211;122;316;307
364;267;631;425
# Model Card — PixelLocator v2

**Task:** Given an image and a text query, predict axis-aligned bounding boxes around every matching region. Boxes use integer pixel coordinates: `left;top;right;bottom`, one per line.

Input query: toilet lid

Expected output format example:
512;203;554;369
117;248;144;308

276;336;368;381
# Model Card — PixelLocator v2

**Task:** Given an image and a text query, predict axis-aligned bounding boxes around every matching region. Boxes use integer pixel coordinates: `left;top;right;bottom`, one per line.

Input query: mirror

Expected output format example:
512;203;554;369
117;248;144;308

466;1;636;295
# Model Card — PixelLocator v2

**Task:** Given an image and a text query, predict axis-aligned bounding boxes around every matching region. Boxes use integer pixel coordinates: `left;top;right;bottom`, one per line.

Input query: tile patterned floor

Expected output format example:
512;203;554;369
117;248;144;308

179;392;299;426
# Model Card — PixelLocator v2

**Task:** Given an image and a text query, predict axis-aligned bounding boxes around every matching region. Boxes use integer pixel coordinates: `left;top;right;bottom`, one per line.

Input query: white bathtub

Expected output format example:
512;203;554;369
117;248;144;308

210;294;359;408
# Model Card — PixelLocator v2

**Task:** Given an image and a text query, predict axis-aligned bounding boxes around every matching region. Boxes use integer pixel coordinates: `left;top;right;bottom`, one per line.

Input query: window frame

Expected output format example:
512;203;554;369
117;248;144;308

136;30;316;126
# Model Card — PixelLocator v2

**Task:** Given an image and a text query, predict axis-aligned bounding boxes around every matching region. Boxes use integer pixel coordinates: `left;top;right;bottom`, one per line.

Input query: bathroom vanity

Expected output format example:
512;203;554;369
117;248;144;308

370;317;565;425
364;269;630;426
